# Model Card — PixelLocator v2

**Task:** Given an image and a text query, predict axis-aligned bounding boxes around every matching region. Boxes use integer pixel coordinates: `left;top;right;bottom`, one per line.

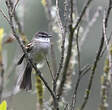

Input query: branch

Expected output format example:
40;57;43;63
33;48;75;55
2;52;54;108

12;0;19;15
8;0;24;35
55;0;65;81
0;9;10;24
79;6;102;48
45;56;54;81
70;27;81;110
103;10;112;82
45;0;58;76
54;0;67;93
103;0;112;84
57;0;94;101
57;0;74;100
0;64;4;102
99;1;112;109
73;0;94;31
79;20;104;110
5;0;58;109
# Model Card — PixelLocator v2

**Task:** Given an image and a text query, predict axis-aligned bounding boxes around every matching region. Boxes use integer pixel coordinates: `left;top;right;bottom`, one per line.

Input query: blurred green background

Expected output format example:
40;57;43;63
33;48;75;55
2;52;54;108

0;0;112;110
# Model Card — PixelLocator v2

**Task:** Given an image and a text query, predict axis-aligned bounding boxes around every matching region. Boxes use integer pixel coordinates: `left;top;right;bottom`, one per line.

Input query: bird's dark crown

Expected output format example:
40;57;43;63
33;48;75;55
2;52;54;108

34;32;52;38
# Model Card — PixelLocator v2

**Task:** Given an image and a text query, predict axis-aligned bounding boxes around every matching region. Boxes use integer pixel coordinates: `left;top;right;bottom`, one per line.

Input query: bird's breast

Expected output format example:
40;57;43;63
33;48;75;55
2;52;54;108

30;42;50;64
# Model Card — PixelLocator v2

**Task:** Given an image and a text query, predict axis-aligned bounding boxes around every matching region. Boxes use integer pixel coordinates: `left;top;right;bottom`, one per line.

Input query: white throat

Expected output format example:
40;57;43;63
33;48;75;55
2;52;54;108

35;37;50;43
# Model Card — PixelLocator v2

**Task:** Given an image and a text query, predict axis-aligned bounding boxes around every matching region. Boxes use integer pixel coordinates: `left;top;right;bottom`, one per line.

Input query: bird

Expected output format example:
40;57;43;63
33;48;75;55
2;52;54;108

17;32;52;91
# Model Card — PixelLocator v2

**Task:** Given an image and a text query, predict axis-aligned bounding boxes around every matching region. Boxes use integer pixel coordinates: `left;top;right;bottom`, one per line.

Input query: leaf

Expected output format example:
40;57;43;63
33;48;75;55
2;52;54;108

0;100;7;110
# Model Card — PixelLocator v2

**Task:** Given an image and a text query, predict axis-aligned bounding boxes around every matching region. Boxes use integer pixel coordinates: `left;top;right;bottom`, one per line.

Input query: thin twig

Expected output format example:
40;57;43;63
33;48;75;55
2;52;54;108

73;0;94;31
0;64;4;102
78;6;111;107
55;0;67;93
57;0;94;101
76;27;81;73
0;9;10;24
45;56;54;81
99;2;112;109
55;0;65;81
105;0;112;28
80;65;91;78
10;0;24;35
42;1;59;109
100;31;112;57
103;10;112;83
79;6;102;48
45;0;57;77
57;0;74;100
70;27;81;110
70;1;96;108
103;10;110;55
79;25;104;110
103;0;112;83
64;104;69;110
12;0;19;15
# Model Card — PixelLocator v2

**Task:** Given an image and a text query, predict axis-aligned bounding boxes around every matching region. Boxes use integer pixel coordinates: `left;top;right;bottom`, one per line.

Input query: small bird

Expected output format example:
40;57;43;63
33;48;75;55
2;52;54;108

17;32;52;91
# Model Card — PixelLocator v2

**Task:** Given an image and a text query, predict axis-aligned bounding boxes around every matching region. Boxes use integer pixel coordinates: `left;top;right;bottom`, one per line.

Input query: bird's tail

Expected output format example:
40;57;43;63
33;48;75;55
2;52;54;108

20;62;32;91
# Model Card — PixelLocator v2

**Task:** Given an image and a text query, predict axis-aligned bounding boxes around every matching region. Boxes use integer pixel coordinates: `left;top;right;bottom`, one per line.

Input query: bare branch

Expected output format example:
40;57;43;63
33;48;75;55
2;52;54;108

103;0;112;84
55;0;67;93
12;0;19;15
103;10;112;83
76;27;81;72
99;1;112;109
57;0;74;100
45;56;54;81
45;0;58;83
5;0;58;109
0;64;4;102
0;9;10;24
70;27;81;110
73;0;94;31
57;0;94;101
80;6;102;48
8;0;24;35
80;35;104;110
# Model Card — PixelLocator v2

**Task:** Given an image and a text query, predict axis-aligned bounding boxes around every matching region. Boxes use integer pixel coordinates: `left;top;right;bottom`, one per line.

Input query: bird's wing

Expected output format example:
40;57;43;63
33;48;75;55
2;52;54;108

17;43;33;65
17;54;25;65
26;42;33;52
